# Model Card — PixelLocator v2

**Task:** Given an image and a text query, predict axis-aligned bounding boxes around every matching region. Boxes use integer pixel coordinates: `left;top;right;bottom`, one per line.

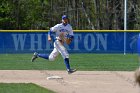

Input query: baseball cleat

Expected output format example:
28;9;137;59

68;69;77;74
31;52;38;62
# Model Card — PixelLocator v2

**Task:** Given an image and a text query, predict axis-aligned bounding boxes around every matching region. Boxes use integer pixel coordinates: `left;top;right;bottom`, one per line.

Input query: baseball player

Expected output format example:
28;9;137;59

31;15;76;74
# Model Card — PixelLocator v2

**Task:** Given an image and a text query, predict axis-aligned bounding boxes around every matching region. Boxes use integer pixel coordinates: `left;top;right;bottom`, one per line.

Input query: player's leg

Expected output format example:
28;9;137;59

31;52;48;62
31;41;59;62
31;52;39;62
31;51;50;62
54;40;76;74
64;58;77;74
38;54;49;59
31;48;59;62
48;48;59;61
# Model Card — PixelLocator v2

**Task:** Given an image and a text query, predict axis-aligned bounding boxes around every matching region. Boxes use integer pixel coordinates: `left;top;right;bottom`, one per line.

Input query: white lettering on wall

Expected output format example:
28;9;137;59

84;34;95;51
30;34;43;50
11;33;108;52
12;34;26;50
96;34;108;51
73;34;82;50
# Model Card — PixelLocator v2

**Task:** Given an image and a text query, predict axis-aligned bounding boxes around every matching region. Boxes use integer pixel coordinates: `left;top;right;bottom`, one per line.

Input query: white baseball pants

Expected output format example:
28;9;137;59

49;40;69;61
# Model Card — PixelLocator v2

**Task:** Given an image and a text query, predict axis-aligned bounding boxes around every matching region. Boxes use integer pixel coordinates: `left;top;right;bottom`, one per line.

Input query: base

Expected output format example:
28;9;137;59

47;75;63;80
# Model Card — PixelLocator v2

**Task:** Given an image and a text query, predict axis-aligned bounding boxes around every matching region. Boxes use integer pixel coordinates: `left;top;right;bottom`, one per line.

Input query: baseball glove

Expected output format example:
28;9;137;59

59;33;73;45
65;38;72;45
134;68;140;86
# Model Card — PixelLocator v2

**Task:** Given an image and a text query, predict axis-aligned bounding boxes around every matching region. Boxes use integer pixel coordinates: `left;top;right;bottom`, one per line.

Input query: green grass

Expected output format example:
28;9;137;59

0;83;55;93
0;53;139;71
0;53;138;93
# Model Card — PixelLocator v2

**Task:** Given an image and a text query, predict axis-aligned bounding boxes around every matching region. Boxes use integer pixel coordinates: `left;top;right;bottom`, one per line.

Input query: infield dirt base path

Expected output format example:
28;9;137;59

0;70;139;93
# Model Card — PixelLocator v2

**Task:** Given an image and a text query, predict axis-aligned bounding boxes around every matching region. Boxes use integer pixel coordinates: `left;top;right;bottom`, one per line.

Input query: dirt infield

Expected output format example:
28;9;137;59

0;70;139;93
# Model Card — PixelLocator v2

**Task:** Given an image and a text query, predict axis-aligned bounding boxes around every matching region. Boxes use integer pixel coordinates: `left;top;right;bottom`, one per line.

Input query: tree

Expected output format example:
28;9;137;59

0;0;15;29
1;0;140;30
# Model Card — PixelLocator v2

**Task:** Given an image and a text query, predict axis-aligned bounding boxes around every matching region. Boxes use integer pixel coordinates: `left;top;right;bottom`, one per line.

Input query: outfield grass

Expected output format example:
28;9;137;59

0;53;139;71
0;83;55;93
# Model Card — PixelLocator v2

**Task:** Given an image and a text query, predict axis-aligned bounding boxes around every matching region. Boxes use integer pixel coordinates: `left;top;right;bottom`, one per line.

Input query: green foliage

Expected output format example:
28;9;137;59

0;0;49;30
0;0;140;30
21;0;49;29
0;0;15;29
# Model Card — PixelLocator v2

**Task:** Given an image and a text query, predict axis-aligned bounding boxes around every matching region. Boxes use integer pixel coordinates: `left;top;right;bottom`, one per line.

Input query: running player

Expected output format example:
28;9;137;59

31;15;76;74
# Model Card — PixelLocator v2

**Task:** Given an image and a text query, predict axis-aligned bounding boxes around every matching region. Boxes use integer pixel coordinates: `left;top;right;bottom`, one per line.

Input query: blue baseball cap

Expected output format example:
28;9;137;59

62;15;68;20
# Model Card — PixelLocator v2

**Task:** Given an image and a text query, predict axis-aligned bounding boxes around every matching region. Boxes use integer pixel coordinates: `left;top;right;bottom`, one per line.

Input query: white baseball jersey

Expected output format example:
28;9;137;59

50;23;74;42
48;23;74;61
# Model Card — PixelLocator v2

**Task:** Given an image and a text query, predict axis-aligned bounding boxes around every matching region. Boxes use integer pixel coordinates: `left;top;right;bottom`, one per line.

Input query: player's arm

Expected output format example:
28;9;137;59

48;24;58;41
48;30;52;41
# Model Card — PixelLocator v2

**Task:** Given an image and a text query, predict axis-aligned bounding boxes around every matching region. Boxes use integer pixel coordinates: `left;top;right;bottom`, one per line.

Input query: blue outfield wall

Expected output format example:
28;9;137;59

0;32;139;53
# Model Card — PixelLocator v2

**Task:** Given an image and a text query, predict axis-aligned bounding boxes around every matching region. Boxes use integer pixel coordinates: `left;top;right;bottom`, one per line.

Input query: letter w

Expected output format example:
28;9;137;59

12;34;26;50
